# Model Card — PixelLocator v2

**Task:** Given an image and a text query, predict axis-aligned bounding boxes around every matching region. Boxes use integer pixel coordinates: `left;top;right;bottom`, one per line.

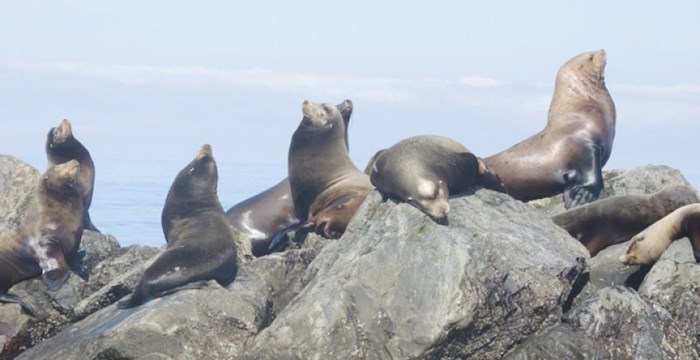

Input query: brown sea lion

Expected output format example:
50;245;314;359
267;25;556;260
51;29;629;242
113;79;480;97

46;119;99;232
620;203;700;265
120;145;237;308
285;100;372;241
551;186;699;256
225;101;353;256
369;135;505;221
484;49;616;209
0;160;85;316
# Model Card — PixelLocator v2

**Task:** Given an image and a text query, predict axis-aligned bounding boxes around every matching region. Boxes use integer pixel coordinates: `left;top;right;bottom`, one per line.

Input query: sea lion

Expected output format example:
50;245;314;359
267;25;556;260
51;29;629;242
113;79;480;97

286;100;372;240
46;119;99;232
120;145;237;308
369;135;505;221
484;49;616;209
620;203;700;265
551;186;699;256
225;100;354;256
0;160;85;316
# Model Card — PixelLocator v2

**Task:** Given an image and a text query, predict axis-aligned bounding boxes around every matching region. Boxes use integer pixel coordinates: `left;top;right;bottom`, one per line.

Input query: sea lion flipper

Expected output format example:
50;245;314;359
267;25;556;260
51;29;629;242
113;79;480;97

267;222;304;251
84;211;100;233
563;145;604;209
0;291;40;317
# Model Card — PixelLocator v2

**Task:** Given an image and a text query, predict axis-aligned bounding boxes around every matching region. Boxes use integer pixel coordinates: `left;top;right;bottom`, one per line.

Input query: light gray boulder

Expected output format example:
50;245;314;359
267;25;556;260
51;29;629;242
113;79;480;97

0;155;40;232
503;286;699;359
16;267;273;360
243;189;589;359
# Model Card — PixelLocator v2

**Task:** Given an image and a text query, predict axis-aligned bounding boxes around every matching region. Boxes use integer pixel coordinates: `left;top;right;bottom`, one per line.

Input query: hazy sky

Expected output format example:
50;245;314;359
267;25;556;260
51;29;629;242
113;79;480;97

2;2;699;192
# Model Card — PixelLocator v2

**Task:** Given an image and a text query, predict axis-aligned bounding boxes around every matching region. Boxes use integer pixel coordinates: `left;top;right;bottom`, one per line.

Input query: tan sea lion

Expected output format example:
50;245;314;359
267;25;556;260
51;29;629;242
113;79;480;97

551;186;699;256
46;119;99;232
225;101;353;256
284;100;372;241
620;203;700;265
0;160;85;316
484;49;616;209
119;145;237;308
369;135;505;221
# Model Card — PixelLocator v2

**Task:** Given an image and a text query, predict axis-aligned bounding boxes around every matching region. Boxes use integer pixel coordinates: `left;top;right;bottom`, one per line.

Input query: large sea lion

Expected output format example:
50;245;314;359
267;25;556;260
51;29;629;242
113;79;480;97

46;119;99;232
620;203;700;265
0;160;85;315
120;145;237;308
484;49;616;209
369;135;505;221
225;100;353;256
551;186;699;256
285;100;372;240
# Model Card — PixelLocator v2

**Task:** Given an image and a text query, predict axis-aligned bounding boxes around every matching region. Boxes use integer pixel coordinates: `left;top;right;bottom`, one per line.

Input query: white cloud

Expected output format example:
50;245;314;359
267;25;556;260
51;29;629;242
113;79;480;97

459;76;505;87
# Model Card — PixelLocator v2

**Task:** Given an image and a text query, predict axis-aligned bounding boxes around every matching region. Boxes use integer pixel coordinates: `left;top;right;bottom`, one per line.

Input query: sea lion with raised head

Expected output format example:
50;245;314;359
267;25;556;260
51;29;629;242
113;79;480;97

119;145;237;308
551;186;699;256
484;49;616;209
369;135;505;221
0;160;85;316
620;203;700;265
226;101;354;256
46;119;99;232
285;100;372;240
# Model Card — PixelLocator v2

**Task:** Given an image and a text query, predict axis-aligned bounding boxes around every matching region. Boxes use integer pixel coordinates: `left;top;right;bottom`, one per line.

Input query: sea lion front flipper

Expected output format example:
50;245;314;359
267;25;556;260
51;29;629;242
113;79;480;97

563;144;604;209
267;222;307;251
0;291;40;317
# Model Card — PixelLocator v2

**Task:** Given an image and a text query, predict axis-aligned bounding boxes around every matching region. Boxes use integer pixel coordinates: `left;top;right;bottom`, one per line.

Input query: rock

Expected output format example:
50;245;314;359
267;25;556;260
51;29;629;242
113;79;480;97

247;233;329;316
638;239;700;348
529;164;697;215
17;268;273;360
504;286;699;359
0;155;40;232
244;189;589;359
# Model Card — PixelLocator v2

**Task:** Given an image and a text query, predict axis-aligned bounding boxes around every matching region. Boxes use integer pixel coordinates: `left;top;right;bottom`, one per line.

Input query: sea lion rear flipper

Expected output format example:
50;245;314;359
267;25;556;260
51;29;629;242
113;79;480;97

563;144;604;209
267;222;307;251
84;211;100;233
0;291;40;317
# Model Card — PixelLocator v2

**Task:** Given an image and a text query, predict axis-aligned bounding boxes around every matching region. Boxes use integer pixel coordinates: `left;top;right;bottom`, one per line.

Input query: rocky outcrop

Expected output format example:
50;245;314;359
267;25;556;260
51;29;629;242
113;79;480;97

2;154;699;359
0;155;39;233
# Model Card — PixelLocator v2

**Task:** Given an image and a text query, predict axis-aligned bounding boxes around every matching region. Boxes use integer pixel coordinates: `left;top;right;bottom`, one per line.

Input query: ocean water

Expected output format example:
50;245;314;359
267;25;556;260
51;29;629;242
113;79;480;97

21;155;287;247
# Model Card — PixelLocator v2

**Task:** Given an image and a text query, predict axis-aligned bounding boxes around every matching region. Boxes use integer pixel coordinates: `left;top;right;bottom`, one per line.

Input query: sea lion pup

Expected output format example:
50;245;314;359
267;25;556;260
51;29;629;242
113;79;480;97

46;119;99;232
272;99;371;246
620;203;700;265
484;49;616;209
369;135;505;221
0;160;85;316
119;145;237;308
225;100;353;256
551;186;699;256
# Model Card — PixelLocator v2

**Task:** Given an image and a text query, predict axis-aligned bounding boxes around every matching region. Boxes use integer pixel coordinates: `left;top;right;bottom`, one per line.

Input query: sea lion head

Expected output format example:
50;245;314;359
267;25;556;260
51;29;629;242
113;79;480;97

408;177;450;221
169;144;219;201
43;159;82;197
46;119;74;150
557;49;608;90
301;100;344;129
619;231;650;265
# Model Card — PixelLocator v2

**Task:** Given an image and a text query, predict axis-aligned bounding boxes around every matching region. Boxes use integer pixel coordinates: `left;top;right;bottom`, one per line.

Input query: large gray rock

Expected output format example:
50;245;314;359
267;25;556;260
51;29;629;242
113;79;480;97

638;239;700;349
504;286;699;359
17;268;272;360
244;189;589;359
0;155;40;232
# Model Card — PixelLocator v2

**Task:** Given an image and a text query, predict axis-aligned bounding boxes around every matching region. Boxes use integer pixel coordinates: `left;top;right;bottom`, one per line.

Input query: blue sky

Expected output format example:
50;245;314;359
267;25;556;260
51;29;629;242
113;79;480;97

2;2;699;191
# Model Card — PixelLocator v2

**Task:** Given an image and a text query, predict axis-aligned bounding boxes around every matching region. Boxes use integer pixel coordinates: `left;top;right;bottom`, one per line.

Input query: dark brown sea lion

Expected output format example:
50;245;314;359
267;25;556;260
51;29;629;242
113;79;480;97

551;186;699;256
225;100;353;256
0;160;85;316
620;203;700;265
369;135;505;221
119;145;237;308
484;49;616;209
285;100;372;241
46;119;99;232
